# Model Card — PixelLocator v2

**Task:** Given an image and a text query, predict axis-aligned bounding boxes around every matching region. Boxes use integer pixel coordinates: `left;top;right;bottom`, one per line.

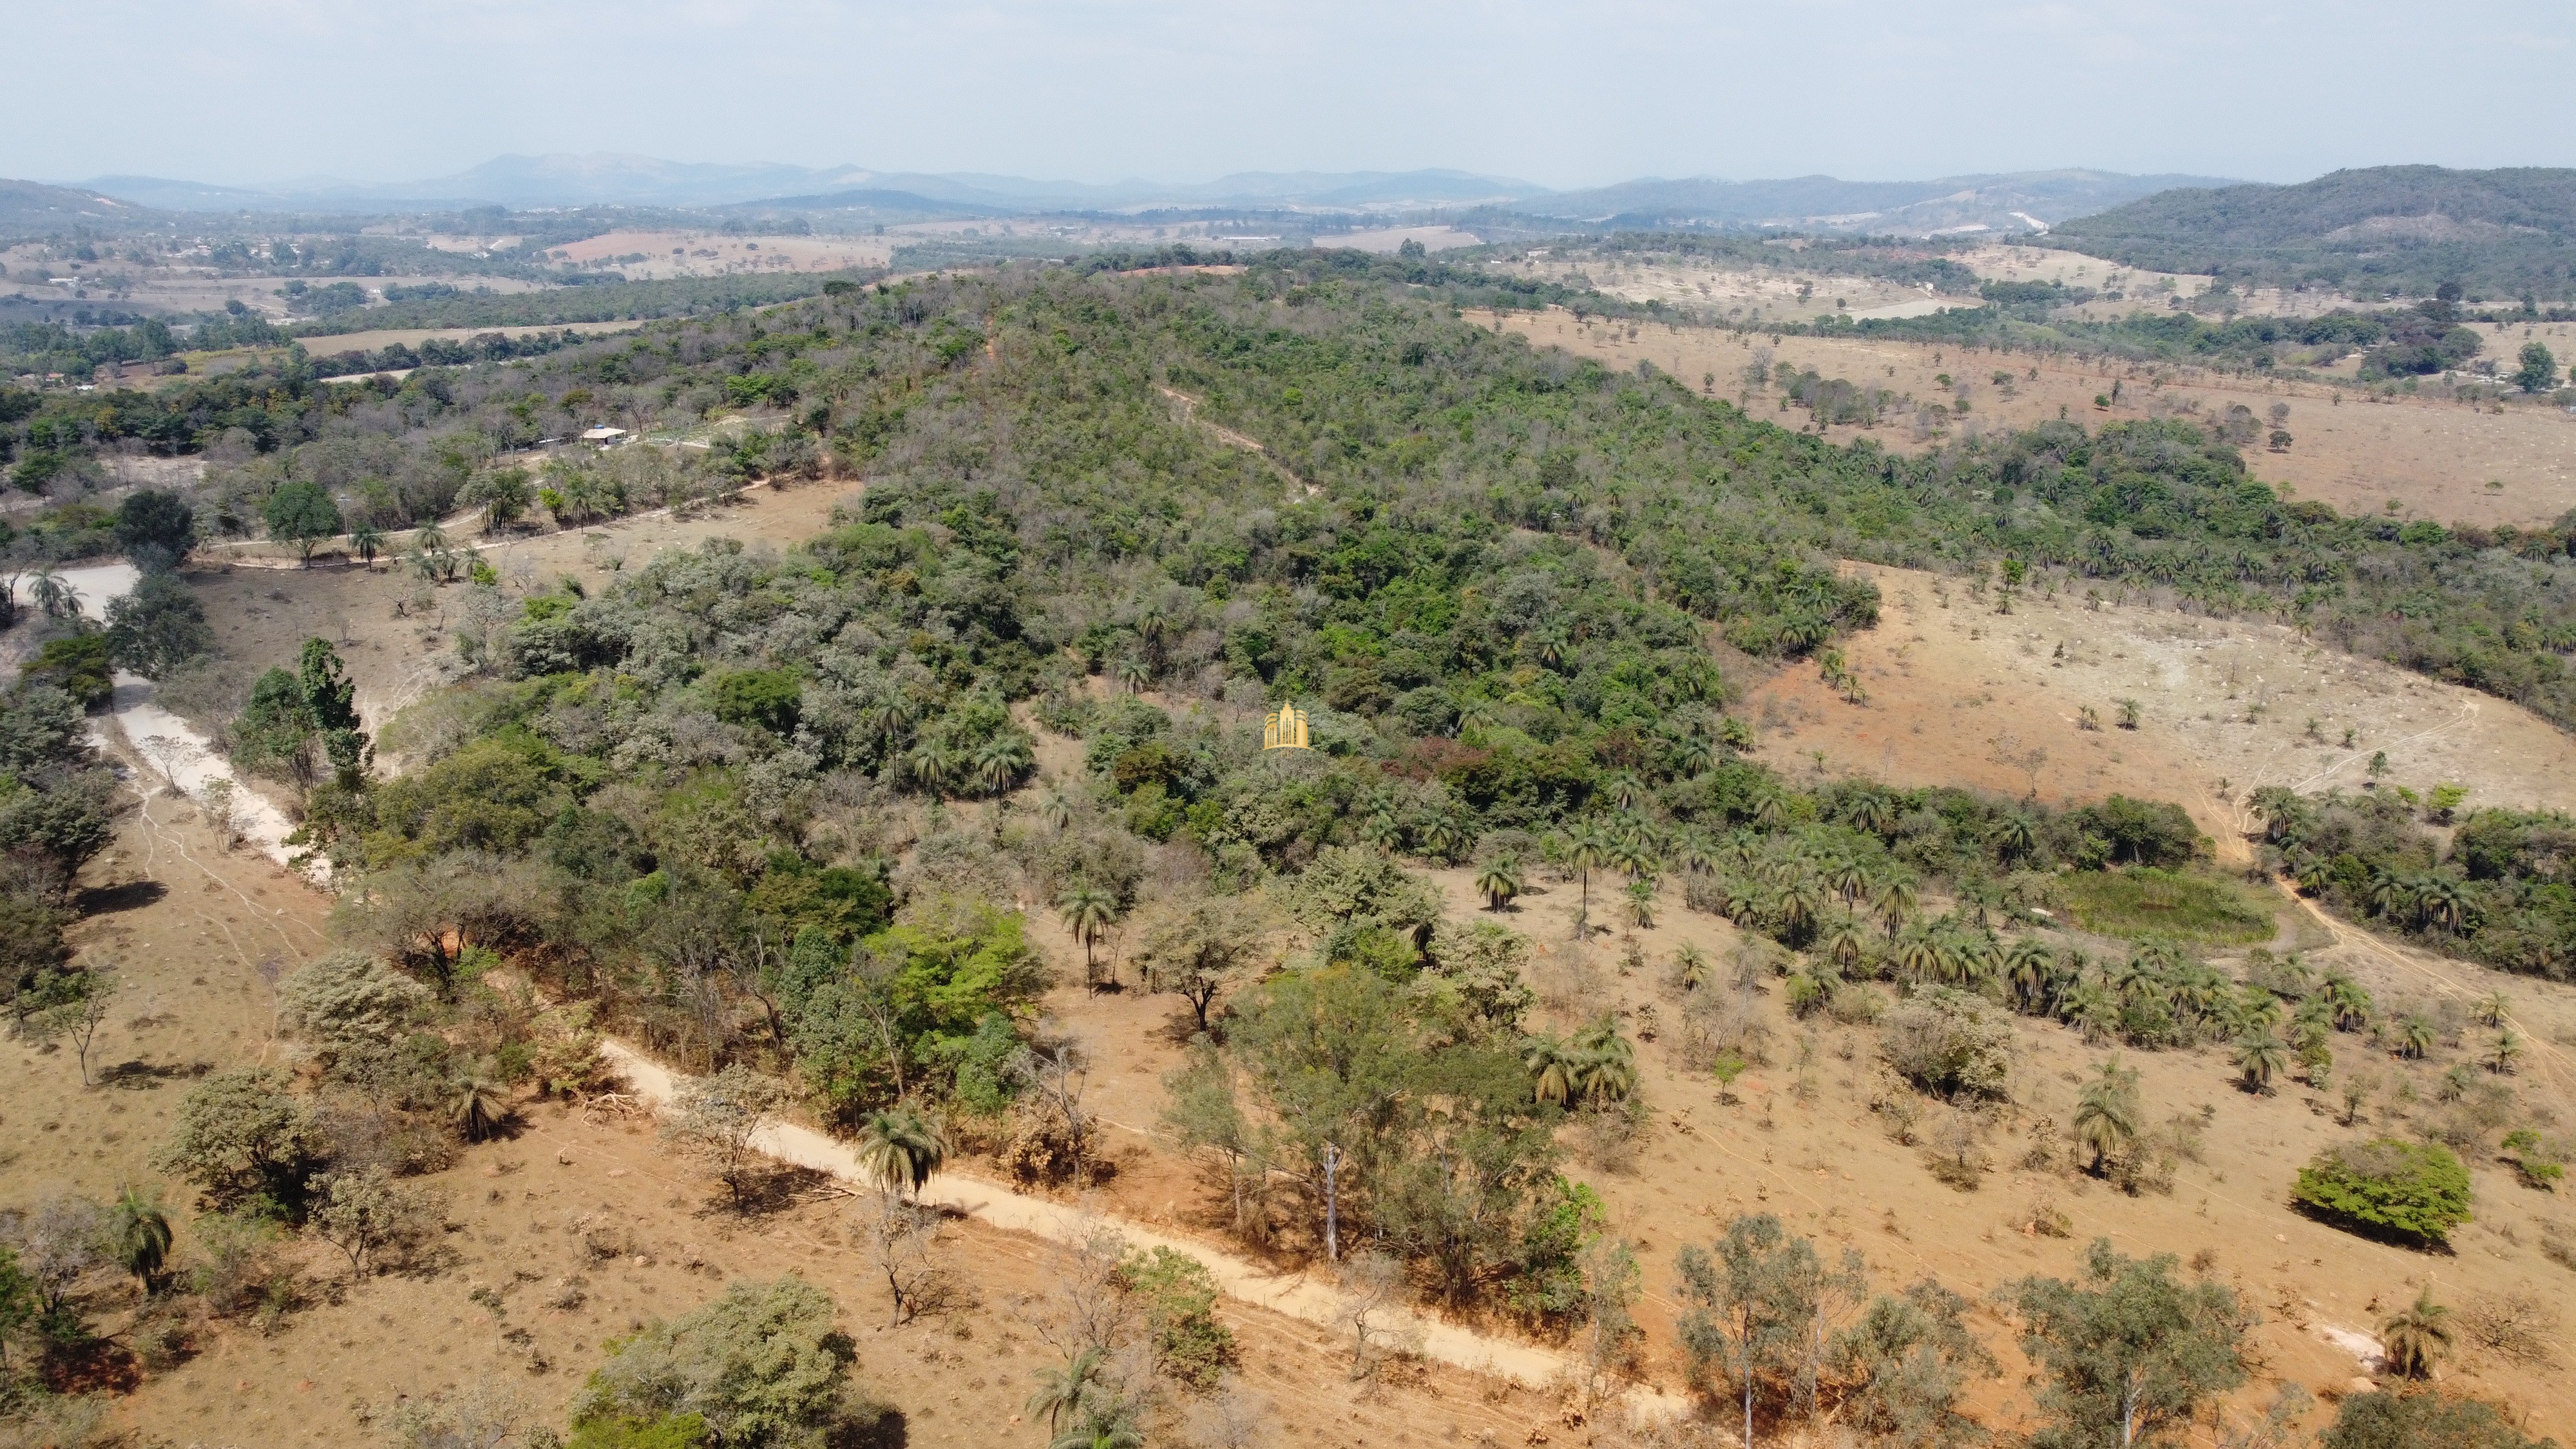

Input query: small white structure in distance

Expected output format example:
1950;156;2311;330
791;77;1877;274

580;426;628;444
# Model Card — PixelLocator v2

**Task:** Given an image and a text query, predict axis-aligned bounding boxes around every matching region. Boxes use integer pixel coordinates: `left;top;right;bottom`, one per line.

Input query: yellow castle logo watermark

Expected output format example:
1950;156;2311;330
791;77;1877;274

1262;705;1311;750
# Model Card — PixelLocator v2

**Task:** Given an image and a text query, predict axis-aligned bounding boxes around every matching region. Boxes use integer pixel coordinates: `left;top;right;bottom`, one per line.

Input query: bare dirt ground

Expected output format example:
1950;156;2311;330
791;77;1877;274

292;320;647;356
540;231;895;279
1474;307;2576;529
1742;562;2576;858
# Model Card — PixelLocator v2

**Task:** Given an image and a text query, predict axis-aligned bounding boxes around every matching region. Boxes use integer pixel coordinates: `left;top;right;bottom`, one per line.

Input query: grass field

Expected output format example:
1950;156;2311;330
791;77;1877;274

2056;866;2280;945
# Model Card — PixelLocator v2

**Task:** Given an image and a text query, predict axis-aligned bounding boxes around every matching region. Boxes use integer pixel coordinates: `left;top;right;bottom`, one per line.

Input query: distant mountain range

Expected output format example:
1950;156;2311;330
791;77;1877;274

1518;170;2238;235
62;154;2226;231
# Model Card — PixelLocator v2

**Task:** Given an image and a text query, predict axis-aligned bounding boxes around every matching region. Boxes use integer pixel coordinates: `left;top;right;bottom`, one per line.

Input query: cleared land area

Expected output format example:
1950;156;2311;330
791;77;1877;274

1478;307;2576;527
541;229;894;278
1743;562;2576;857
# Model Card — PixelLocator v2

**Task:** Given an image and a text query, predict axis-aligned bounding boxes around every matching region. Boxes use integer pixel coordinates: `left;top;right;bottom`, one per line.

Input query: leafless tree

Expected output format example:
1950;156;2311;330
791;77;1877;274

1333;1251;1412;1381
866;1190;948;1327
1011;1039;1094;1185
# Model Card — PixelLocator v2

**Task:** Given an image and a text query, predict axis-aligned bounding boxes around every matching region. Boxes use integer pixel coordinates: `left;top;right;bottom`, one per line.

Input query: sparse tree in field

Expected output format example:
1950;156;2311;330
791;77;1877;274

1474;860;1520;911
151;1067;329;1211
6;1192;107;1319
2379;1286;2452;1379
2116;699;2142;730
1679;1213;1820;1449
1332;1249;1407;1381
855;1105;948;1200
138;733;191;791
306;1166;441;1277
2007;1240;2247;1449
2074;1057;2141;1174
1563;824;1608;925
866;1191;946;1327
1181;1382;1274;1449
27;966;119;1087
661;1063;783;1209
263;480;343;565
1830;1276;1998;1445
2512;340;2559;394
1058;884;1121;987
2473;992;2510;1028
1135;895;1266;1034
110;1184;173;1295
349;521;385;565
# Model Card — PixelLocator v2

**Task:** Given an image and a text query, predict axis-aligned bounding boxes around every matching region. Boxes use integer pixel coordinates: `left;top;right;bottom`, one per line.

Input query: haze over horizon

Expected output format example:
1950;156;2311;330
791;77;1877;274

7;0;2571;194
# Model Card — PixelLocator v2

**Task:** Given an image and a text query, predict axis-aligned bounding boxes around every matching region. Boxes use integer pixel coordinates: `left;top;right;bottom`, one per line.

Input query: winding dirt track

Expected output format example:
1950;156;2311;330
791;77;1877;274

598;1039;1684;1425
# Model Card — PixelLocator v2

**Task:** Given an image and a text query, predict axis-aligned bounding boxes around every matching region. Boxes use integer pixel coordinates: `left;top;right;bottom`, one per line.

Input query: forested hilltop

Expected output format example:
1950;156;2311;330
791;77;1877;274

2050;164;2576;301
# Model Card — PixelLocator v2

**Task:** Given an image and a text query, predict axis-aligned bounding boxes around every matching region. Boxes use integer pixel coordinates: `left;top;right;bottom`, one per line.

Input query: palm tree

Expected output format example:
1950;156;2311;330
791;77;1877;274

1572;1018;1637;1106
110;1185;173;1295
1114;656;1152;694
1826;857;1871;906
2380;1287;2453;1379
1051;1410;1145;1449
2063;977;2120;1046
1027;1346;1110;1434
904;740;957;797
1040;786;1076;831
28;566;79;621
1418;816;1462;863
1623;878;1656;931
1751;790;1787;829
1474;861;1521;912
2486;1030;2523;1075
451;1073;510;1142
975;735;1033;795
1990;813;2037;862
2474;992;2510;1028
2322;974;2374;1032
1672;942;1712;991
1771;874;1824;940
1058;884;1120;984
2392;1013;2436;1059
1563;826;1607;923
2003;938;2056;1013
1871;873;1919;937
1524;1035;1579;1110
1821;916;1869;973
2233;1031;2289;1094
1894;930;1945;983
1852;790;1900;838
350;520;386;565
2073;1057;2139;1174
857;1106;949;1199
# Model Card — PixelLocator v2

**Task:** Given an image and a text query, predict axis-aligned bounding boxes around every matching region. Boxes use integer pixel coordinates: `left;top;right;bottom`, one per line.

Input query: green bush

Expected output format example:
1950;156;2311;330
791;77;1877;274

2322;1388;2559;1449
1118;1245;1236;1390
2291;1139;2472;1245
573;1278;863;1449
21;633;113;710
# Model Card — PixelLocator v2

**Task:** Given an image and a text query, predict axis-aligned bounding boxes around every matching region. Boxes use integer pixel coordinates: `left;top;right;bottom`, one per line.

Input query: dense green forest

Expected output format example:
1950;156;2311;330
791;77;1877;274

2050;165;2576;301
1787;281;2507;378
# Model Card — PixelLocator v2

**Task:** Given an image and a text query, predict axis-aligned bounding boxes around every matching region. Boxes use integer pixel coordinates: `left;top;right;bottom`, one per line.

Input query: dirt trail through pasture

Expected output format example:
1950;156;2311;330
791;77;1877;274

1156;386;1317;497
597;1040;1682;1423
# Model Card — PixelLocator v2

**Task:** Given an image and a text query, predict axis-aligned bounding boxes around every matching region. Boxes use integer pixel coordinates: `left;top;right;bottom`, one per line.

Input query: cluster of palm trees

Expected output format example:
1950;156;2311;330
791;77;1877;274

1522;1017;1637;1110
848;688;1035;800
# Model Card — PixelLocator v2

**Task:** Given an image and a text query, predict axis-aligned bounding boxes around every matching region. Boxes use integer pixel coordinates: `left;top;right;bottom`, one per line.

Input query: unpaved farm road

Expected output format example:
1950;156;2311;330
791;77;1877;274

598;1039;1685;1426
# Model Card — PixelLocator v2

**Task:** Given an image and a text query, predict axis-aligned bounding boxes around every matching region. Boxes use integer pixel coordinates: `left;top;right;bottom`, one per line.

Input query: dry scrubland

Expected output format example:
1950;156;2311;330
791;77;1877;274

1476;308;2576;528
540;231;895;279
1745;563;2576;857
0;481;2555;1446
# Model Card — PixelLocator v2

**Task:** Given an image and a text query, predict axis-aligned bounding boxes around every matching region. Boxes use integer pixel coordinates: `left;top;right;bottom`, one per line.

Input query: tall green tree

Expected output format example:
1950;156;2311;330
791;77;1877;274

2006;1240;2248;1449
1677;1213;1819;1449
263;480;343;564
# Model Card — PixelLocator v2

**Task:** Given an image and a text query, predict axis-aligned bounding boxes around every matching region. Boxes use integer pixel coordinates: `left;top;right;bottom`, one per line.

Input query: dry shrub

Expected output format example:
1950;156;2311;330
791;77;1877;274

1681;986;1772;1068
1000;1100;1085;1184
2025;1197;2073;1237
2459;1291;2559;1365
1922;1108;1991;1190
1531;943;1607;1019
189;1209;295;1318
1572;1099;1646;1174
1826;982;1885;1025
2544;1222;2576;1273
1878;987;2014;1099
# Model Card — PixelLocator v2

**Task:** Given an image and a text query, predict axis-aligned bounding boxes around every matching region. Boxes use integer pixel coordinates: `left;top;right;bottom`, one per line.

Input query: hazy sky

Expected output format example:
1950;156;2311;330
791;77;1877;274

9;0;2572;188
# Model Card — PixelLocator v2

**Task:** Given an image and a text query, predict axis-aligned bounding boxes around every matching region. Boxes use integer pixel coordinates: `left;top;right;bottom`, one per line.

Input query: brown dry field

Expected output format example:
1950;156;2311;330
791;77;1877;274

542;231;894;279
1744;562;2576;859
291;320;647;357
1475;307;2576;529
19;455;2576;1444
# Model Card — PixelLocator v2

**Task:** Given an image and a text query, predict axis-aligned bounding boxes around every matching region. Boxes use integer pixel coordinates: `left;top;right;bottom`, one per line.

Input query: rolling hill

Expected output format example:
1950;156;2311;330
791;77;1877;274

2049;165;2576;299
